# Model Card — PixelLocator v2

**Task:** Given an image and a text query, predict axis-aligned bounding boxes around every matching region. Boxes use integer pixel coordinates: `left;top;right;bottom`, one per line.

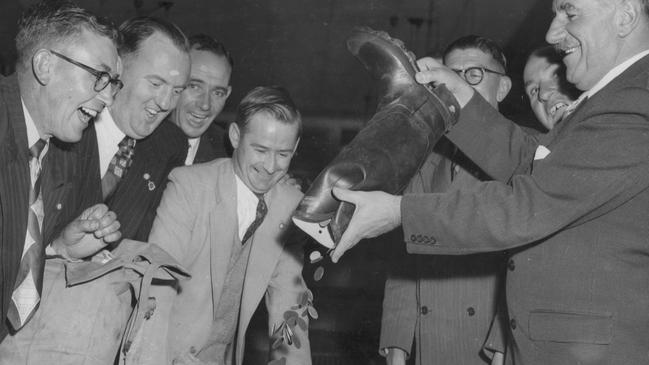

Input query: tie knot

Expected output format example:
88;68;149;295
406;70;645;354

29;139;46;159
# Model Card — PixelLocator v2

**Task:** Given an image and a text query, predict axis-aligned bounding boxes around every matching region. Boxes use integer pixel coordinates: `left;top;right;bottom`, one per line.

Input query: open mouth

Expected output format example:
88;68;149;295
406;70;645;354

549;102;568;116
145;107;161;120
77;106;98;124
188;112;210;123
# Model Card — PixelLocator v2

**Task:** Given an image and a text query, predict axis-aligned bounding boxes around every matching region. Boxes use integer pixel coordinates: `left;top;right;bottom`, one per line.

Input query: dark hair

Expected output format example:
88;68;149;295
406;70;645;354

528;45;563;65
15;0;119;71
443;35;507;72
188;34;234;70
118;16;188;57
235;86;302;136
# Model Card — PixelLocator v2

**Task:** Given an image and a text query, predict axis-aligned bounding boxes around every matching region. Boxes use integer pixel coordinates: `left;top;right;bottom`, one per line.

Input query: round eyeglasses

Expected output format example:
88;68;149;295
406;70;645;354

452;66;506;86
50;50;123;96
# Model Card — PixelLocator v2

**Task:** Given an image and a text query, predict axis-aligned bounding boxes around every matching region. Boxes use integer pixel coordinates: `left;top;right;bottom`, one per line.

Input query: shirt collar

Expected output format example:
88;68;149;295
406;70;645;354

21;98;47;148
583;49;649;99
95;108;126;177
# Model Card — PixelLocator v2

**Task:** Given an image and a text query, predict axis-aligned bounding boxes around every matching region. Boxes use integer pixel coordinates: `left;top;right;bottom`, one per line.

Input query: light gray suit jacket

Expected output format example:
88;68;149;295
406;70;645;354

127;158;311;365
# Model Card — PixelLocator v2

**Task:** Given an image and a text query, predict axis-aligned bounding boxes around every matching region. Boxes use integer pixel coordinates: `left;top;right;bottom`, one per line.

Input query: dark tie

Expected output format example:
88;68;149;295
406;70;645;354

242;194;267;243
7;139;47;329
102;136;136;200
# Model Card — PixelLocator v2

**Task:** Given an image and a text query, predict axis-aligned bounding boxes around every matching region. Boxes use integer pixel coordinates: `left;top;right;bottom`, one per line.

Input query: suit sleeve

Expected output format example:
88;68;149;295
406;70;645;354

148;168;195;265
265;235;312;365
403;85;649;254
445;93;541;182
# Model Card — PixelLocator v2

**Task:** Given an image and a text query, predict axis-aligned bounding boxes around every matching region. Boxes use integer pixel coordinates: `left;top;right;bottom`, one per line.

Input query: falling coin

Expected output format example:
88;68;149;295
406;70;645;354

314;266;324;281
309;250;323;264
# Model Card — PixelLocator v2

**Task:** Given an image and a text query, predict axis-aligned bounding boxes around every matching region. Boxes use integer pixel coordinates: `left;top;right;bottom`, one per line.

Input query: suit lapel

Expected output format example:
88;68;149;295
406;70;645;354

238;184;290;338
209;159;239;318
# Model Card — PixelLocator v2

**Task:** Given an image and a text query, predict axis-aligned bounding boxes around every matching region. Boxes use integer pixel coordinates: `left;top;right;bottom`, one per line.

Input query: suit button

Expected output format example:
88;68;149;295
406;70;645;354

420;306;429;315
510;318;517;330
467;307;475;316
508;259;515;271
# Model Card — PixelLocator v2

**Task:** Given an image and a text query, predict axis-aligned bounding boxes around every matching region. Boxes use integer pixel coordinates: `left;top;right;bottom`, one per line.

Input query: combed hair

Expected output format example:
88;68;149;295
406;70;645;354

528;45;563;65
15;0;119;71
189;34;234;70
118;16;188;57
443;35;508;72
235;86;302;136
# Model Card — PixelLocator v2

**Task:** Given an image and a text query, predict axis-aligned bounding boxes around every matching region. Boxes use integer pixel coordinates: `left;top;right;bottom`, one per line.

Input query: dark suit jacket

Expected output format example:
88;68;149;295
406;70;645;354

193;122;230;164
0;75;80;340
46;118;186;247
106;120;187;242
381;139;506;364
402;54;649;364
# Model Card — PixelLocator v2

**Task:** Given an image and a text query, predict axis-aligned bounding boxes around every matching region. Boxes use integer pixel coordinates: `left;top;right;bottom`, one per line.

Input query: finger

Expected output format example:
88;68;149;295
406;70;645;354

101;230;122;244
96;210;118;229
74;217;101;233
415;56;442;71
94;219;120;239
82;203;109;220
331;186;359;204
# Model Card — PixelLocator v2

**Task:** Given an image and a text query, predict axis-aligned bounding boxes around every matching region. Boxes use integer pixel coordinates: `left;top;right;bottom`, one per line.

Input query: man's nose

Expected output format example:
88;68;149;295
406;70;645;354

546;15;565;45
263;154;278;173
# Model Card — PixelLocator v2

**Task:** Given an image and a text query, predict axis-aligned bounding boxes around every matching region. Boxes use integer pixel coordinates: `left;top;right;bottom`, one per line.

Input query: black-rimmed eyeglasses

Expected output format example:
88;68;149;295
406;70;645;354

452;66;506;86
50;50;123;96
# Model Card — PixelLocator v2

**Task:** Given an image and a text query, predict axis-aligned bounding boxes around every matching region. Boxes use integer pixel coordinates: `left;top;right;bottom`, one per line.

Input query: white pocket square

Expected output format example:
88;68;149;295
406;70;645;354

534;145;551;160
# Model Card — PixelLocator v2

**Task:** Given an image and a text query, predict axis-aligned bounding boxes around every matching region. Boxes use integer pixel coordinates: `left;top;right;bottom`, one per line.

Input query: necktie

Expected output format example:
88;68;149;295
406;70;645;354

102;136;136;200
242;194;267;243
7;139;47;330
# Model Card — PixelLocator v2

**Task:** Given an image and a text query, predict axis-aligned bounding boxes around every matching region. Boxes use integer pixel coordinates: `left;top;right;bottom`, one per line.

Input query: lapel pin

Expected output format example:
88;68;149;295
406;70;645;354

147;181;155;191
56;203;62;210
143;173;155;191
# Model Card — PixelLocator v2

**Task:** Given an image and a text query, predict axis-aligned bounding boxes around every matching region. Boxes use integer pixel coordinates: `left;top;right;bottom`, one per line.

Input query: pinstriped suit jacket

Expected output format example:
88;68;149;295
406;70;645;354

380;139;507;364
105;120;187;242
0;75;82;340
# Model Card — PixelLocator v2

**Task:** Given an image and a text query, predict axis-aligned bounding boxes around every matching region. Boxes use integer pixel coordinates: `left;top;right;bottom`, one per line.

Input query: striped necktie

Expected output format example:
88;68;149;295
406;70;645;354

7;139;47;330
102;136;136;200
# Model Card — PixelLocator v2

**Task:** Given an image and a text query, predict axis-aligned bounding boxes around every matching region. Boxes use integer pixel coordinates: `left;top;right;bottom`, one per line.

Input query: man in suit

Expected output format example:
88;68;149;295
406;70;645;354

129;86;311;365
331;0;649;363
0;0;122;340
523;45;579;131
169;34;233;165
380;35;510;365
50;16;191;243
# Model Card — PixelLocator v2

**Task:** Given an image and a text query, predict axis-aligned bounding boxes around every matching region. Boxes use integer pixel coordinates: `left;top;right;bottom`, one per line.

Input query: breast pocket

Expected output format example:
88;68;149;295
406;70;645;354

528;309;613;344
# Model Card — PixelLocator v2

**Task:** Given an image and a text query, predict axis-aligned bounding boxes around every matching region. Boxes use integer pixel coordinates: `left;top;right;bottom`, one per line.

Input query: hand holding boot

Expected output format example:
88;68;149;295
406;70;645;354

415;57;475;108
329;187;402;263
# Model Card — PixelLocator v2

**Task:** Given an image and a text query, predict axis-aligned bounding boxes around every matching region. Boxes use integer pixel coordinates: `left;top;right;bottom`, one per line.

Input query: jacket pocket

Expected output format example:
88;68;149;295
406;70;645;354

528;309;613;344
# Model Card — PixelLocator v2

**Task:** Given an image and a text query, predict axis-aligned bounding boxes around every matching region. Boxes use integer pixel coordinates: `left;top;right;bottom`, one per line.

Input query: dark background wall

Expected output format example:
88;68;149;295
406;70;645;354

0;1;555;363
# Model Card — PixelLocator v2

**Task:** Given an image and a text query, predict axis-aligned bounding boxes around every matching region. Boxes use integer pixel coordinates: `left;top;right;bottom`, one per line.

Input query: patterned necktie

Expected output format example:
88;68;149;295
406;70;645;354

242;194;267;243
7;139;47;330
102;136;136;200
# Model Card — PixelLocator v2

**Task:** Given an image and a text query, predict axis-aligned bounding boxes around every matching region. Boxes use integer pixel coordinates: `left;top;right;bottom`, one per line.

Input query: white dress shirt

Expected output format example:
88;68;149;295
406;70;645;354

185;137;200;166
94;108;125;178
235;172;264;241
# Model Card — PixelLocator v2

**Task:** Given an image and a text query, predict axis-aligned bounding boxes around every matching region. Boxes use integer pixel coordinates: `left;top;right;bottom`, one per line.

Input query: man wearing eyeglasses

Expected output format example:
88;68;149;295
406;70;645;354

49;16;191;246
380;35;510;365
0;0;122;340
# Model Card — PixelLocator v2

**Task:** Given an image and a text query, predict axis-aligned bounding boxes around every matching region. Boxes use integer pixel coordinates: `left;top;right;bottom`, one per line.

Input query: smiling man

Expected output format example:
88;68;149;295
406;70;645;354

48;16;191;244
129;86;311;365
523;46;579;130
0;0;122;340
169;34;233;165
328;0;649;363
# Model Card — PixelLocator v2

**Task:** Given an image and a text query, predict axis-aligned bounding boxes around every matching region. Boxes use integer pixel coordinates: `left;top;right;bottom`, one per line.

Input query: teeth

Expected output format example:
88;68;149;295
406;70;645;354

563;46;578;55
190;112;207;120
550;102;568;115
79;106;97;118
145;108;159;116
